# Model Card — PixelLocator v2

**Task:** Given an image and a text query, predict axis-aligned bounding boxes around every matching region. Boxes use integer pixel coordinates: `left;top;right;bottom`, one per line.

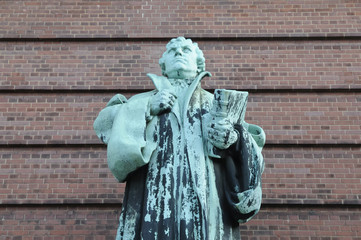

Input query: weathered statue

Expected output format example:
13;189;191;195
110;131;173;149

94;37;265;240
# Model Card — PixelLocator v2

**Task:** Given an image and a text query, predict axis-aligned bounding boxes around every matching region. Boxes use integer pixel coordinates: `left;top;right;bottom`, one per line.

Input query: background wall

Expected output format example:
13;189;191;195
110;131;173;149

0;0;360;239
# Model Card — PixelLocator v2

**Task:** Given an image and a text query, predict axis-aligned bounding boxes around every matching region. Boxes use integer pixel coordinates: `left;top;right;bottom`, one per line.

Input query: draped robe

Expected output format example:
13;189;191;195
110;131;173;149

94;72;265;240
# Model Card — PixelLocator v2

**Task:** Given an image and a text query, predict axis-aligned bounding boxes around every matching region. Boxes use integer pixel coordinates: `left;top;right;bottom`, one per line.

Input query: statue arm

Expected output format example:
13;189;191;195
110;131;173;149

233;123;265;223
214;123;265;223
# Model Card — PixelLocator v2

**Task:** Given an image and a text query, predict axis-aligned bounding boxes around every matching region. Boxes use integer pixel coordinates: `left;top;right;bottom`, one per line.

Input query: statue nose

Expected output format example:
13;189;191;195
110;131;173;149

175;49;182;56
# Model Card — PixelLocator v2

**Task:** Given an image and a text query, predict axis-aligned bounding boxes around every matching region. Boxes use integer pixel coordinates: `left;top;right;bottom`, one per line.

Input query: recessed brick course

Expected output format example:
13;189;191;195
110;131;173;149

0;92;359;145
1;41;360;91
0;0;360;39
240;207;361;239
0;147;124;205
0;206;360;239
0;206;121;239
1;147;360;205
262;146;361;205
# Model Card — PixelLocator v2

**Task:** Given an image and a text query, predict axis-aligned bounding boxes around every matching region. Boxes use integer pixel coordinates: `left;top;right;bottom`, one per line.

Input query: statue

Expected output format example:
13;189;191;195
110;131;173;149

94;37;265;240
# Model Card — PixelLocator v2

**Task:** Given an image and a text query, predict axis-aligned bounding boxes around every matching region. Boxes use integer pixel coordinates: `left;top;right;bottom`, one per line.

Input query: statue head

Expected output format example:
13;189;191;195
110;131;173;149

159;37;205;79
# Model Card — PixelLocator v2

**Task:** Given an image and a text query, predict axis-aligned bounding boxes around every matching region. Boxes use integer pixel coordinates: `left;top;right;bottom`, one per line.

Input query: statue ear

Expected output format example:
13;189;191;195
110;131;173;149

197;64;204;73
197;58;205;73
160;63;167;77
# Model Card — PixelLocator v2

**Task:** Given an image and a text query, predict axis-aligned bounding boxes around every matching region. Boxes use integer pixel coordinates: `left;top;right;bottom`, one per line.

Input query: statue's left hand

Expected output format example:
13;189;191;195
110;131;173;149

207;118;239;150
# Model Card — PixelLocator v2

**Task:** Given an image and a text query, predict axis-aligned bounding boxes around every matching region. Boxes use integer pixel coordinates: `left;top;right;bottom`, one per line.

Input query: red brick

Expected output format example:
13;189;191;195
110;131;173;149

1;146;360;205
0;147;125;205
1;0;360;38
0;206;121;238
1;92;360;145
0;41;360;91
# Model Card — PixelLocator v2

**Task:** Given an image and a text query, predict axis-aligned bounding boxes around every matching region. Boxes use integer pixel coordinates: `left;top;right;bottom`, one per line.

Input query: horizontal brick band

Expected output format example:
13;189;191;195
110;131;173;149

0;0;360;39
262;146;361;205
1;41;360;91
240;206;361;238
0;147;123;205
0;92;359;145
1;146;360;205
0;206;121;238
0;205;359;238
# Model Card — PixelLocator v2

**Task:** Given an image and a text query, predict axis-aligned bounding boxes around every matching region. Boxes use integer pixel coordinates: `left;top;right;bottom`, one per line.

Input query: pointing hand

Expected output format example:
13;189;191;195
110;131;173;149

150;90;177;116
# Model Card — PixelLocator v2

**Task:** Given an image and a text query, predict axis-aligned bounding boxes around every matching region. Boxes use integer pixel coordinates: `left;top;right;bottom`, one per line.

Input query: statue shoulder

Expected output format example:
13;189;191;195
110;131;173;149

128;90;156;102
106;94;127;107
93;91;155;144
94;94;126;144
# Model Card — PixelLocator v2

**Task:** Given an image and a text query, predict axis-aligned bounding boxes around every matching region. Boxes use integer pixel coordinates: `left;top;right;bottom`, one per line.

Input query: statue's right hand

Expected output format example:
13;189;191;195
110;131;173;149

149;90;177;116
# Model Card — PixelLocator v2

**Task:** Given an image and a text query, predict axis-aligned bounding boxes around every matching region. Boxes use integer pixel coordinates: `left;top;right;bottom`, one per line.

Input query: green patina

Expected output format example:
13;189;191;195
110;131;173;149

94;37;265;240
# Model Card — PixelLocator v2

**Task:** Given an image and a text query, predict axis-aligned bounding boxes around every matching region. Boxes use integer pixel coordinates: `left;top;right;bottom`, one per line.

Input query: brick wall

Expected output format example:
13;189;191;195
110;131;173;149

0;0;360;239
1;41;360;90
1;0;360;38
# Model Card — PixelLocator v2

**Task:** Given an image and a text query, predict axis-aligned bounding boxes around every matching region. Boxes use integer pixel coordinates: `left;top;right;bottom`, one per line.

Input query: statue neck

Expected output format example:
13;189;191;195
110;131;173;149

165;69;197;80
168;78;194;89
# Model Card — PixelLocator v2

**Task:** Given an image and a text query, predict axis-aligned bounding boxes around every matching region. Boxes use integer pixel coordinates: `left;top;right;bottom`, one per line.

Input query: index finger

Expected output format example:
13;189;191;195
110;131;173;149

216;118;232;126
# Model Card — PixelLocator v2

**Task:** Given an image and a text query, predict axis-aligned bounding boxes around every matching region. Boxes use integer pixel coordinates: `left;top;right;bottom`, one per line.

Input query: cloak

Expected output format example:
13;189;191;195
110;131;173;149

94;72;265;240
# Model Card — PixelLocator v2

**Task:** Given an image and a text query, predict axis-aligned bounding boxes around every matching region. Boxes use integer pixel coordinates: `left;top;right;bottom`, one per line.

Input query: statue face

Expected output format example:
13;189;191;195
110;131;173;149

163;40;198;79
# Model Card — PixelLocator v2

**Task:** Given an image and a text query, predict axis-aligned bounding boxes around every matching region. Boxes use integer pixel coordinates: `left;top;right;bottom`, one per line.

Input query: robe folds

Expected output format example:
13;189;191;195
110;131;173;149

94;72;265;240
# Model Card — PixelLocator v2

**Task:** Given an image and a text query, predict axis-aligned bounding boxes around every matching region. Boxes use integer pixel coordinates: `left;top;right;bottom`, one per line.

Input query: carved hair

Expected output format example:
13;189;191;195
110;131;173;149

159;37;206;77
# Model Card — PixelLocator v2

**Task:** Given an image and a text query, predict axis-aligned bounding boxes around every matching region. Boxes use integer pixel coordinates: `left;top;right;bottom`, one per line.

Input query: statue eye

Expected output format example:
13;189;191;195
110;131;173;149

183;47;191;53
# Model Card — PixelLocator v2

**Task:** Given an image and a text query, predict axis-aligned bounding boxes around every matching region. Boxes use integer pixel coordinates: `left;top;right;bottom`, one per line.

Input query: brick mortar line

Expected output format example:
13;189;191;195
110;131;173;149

0;36;361;42
0;144;106;149
0;143;360;149
0;203;359;209
0;203;122;209
0;88;360;95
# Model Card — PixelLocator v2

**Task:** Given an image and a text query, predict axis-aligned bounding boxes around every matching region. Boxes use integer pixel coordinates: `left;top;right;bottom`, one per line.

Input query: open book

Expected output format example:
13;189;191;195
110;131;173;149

208;89;249;158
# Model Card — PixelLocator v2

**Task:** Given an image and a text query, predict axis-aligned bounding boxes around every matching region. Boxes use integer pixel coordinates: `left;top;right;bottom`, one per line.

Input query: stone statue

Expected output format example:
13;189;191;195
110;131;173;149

94;37;265;240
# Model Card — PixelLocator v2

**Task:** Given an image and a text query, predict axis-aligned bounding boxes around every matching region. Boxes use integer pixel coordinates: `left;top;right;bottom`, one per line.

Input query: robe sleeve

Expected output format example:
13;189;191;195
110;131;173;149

234;123;265;223
93;93;157;182
93;94;128;144
213;123;265;224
